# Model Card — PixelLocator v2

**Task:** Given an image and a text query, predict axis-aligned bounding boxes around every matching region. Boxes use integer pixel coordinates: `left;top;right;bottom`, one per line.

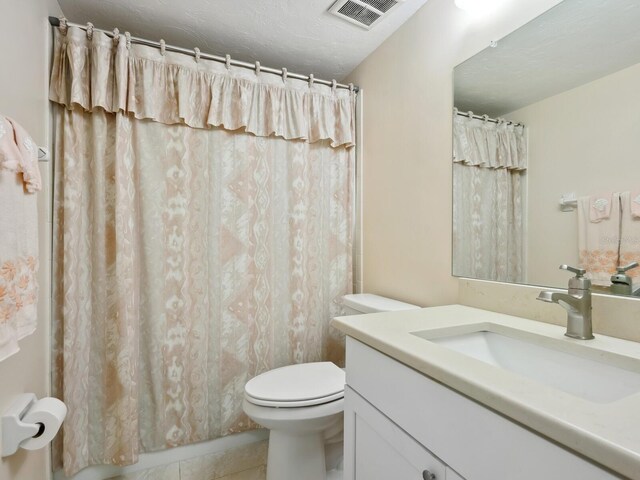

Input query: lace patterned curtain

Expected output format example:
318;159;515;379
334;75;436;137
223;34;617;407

50;27;355;476
452;113;527;283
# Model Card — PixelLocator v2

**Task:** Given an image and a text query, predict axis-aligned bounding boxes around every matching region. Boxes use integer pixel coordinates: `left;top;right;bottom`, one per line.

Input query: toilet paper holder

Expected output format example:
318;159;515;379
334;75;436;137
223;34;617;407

2;393;44;457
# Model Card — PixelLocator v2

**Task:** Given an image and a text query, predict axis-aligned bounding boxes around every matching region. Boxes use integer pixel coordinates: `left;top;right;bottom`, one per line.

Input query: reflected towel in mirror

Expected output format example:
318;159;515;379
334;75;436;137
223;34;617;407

578;195;619;286
589;194;612;223
620;192;640;286
630;191;640;219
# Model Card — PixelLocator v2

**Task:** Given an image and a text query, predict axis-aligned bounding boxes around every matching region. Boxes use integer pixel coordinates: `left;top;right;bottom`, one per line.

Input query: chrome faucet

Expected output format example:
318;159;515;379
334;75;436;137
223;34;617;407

537;265;594;340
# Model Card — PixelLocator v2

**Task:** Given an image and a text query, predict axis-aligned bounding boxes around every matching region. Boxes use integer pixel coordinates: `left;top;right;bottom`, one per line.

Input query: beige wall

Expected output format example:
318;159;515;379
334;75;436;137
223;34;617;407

346;0;562;307
505;61;640;288
0;1;61;479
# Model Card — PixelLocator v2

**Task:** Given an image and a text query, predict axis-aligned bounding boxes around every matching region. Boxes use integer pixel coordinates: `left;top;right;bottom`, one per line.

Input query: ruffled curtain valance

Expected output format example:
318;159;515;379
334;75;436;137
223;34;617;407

453;113;527;171
49;27;356;148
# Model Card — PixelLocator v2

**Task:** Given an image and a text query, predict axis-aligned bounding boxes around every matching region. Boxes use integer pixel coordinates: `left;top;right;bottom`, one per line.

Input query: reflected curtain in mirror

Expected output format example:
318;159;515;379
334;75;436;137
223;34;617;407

452;114;527;283
452;0;640;294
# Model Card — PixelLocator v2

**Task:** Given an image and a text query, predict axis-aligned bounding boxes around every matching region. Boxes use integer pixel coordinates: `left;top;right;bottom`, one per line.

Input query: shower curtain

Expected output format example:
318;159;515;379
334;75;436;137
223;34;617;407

452;113;527;283
50;26;355;475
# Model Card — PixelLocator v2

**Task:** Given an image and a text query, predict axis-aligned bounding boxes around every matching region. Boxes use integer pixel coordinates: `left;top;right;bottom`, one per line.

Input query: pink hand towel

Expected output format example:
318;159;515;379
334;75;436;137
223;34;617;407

0;116;41;192
630;191;640;219
589;194;612;223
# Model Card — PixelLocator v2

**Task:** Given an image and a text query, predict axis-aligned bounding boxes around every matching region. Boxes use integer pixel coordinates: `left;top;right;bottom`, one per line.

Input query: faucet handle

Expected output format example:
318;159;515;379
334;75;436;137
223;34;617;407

617;262;639;273
560;264;586;277
560;264;591;290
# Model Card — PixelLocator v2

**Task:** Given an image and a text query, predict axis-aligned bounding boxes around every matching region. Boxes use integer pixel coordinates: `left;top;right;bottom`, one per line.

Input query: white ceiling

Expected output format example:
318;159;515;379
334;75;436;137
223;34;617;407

454;0;640;117
56;0;429;82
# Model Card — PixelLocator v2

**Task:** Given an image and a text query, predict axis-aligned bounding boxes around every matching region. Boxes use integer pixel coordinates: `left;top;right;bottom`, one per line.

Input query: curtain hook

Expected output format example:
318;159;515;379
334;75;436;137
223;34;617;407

112;28;120;44
159;39;166;56
282;68;288;83
225;54;231;70
59;17;69;35
255;61;261;76
86;22;94;40
467;111;474;119
453;107;459;116
482;114;489;123
308;74;314;88
331;79;337;93
59;17;68;35
194;47;201;63
348;83;354;93
125;31;132;49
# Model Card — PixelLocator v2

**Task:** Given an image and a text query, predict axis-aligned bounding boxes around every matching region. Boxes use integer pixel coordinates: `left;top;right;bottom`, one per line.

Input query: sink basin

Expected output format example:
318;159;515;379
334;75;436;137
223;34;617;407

415;328;640;403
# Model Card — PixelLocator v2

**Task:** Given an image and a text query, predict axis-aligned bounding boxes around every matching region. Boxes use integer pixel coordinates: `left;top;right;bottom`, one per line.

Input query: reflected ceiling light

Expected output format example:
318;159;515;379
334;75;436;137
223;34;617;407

455;0;491;13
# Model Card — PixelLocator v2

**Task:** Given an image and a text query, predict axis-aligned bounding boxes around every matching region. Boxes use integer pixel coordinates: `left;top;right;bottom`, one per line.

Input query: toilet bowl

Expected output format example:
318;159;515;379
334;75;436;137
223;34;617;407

243;362;345;480
243;294;420;480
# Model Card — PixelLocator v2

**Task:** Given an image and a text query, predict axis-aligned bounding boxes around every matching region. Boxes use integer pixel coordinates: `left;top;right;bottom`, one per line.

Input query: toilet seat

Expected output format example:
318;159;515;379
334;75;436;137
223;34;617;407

245;390;344;408
245;362;345;408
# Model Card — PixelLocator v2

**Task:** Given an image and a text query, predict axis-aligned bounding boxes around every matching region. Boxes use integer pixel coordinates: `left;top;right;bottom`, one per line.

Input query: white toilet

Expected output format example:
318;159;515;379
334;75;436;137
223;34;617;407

243;293;420;480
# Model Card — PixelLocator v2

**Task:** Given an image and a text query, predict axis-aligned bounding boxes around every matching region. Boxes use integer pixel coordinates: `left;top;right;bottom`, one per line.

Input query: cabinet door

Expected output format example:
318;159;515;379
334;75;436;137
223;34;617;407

344;386;450;480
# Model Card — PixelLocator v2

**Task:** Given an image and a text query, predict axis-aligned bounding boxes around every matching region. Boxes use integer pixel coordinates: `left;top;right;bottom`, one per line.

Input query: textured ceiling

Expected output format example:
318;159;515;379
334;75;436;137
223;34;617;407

56;0;429;82
454;0;640;117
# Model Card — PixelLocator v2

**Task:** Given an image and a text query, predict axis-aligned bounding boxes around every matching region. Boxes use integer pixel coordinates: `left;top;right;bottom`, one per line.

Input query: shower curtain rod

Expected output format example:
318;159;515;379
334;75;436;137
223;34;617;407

48;16;360;93
455;110;523;127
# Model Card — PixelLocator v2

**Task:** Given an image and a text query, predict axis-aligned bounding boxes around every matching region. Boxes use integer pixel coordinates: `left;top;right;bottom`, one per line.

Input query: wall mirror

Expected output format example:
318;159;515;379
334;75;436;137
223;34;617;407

452;0;640;297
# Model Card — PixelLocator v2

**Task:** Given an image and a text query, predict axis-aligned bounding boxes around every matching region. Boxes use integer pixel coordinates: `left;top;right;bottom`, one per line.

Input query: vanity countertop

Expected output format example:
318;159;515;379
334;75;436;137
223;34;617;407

332;304;640;479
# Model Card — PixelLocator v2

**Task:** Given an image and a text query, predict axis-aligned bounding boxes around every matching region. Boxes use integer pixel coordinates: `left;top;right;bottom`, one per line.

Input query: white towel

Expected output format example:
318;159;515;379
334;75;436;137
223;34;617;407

578;194;620;286
0;115;41;361
620;192;640;287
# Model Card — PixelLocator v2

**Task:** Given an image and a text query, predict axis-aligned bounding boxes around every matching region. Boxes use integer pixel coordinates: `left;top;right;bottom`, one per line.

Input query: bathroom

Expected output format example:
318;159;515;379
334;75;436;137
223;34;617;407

0;0;640;480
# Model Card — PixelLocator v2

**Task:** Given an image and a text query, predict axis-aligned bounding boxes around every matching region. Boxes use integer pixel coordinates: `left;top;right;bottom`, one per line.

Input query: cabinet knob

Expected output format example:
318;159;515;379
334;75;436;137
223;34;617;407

422;470;436;480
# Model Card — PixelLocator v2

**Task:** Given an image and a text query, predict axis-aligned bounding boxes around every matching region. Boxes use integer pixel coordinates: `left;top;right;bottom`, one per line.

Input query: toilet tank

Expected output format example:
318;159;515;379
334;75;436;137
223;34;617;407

341;293;420;315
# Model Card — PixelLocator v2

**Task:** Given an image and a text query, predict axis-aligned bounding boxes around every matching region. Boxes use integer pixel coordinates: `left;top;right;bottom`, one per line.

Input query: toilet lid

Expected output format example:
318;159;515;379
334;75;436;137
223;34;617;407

245;362;345;408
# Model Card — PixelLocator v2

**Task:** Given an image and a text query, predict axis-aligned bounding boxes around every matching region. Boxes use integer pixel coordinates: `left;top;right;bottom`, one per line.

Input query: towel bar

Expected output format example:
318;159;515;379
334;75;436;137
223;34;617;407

559;193;577;212
38;147;49;162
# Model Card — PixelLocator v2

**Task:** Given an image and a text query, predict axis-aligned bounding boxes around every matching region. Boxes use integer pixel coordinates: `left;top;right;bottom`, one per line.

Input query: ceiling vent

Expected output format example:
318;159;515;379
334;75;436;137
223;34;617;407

329;0;406;30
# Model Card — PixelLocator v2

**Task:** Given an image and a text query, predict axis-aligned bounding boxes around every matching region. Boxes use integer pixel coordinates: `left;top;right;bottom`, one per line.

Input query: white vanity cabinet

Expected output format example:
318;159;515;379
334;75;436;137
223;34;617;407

343;337;620;480
345;385;463;480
